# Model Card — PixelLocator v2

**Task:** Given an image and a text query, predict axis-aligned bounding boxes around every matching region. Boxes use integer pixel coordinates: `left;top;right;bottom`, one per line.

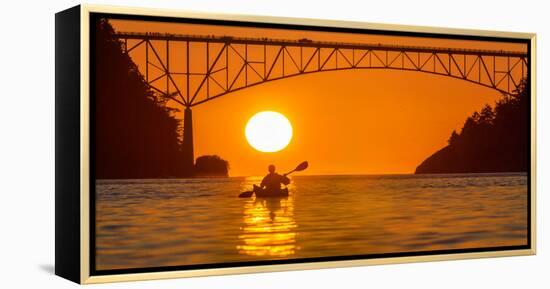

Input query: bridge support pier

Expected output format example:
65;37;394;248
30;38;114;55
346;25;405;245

182;107;194;176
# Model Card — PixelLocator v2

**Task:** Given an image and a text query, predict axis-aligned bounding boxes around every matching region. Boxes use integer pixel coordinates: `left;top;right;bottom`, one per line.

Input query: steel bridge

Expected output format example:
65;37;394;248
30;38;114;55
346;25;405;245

114;31;529;171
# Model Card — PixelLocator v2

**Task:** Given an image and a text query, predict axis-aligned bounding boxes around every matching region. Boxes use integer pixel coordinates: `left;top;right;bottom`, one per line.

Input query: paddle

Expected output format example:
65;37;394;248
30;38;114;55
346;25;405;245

283;161;308;176
238;161;309;198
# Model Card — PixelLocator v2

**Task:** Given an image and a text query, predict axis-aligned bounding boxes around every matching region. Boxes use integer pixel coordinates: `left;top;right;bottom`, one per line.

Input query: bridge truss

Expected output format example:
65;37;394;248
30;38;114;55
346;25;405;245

115;31;528;108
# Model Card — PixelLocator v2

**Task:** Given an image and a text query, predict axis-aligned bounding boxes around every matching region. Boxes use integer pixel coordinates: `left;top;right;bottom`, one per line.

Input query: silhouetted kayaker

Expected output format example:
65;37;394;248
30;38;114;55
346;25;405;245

239;161;308;198
254;164;290;195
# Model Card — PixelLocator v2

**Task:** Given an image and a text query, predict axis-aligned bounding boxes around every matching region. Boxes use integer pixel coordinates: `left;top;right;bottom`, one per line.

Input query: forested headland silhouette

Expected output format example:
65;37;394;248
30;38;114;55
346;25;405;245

94;19;228;179
415;79;529;174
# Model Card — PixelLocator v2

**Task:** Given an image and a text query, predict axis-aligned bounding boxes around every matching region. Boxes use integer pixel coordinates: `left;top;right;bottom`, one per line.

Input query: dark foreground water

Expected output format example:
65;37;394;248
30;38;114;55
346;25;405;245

95;173;528;270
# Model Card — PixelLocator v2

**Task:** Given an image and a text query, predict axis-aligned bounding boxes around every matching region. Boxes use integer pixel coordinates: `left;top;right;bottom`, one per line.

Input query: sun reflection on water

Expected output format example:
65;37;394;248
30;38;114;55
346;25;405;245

237;176;298;257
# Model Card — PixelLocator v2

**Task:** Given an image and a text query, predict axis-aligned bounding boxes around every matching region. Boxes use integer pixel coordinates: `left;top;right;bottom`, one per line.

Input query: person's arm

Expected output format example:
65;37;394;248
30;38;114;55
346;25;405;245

260;176;267;188
281;174;290;185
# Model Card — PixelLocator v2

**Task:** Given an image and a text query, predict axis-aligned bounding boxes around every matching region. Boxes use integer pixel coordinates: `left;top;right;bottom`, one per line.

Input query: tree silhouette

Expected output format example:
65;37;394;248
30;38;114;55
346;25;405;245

448;130;459;145
416;79;529;174
94;18;188;179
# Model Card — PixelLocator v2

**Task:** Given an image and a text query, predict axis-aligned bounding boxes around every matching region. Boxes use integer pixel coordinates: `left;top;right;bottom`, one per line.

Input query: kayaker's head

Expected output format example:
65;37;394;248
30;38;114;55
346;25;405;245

268;164;276;174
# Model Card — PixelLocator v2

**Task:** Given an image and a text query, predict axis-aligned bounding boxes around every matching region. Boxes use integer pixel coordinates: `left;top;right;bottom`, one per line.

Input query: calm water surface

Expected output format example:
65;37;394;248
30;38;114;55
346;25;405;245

95;173;528;270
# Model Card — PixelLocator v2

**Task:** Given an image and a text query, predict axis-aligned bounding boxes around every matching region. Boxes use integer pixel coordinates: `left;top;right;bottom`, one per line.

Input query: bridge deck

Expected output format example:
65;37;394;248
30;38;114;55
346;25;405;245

113;32;526;57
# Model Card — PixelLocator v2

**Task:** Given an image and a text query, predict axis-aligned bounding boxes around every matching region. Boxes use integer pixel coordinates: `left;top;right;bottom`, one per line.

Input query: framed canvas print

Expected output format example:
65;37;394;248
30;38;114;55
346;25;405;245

55;4;536;284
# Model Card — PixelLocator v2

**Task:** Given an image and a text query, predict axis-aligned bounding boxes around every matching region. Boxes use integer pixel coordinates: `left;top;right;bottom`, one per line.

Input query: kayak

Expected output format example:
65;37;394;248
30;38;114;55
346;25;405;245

253;185;289;198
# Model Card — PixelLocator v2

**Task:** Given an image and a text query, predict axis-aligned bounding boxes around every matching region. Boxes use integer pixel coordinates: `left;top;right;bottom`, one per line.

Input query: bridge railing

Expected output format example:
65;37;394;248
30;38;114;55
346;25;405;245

114;31;526;57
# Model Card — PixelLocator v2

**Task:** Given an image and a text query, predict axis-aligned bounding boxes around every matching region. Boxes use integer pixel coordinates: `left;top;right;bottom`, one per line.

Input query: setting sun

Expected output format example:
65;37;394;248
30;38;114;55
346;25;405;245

245;111;293;153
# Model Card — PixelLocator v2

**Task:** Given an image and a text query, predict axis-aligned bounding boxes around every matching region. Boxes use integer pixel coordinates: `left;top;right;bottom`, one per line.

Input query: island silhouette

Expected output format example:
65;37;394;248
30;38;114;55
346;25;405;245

194;155;230;177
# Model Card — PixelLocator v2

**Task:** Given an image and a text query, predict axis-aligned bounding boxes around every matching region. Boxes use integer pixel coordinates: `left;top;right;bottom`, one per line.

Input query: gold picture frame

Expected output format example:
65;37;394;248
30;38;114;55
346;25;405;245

55;3;536;284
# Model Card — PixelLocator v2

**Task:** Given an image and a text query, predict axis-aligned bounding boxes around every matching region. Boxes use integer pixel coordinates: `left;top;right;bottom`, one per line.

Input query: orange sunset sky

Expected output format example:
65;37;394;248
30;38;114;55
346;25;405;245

109;18;527;177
